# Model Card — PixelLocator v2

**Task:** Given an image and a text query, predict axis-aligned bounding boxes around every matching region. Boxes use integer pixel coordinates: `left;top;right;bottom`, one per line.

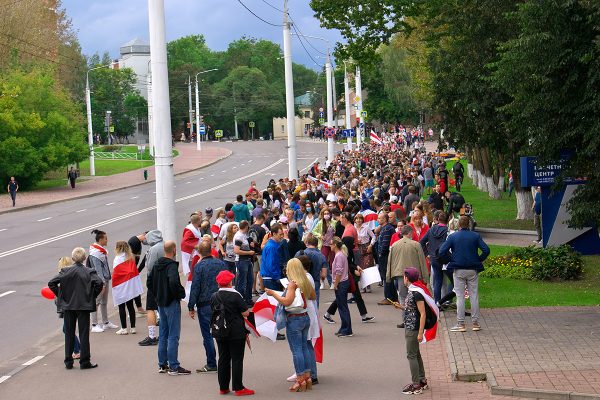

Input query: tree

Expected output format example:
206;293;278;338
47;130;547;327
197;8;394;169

492;0;600;227
0;68;87;188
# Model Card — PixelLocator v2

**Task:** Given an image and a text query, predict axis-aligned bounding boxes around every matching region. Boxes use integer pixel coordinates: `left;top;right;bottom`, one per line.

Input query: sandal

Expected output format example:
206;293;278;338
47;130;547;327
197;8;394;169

72;353;80;359
289;377;307;392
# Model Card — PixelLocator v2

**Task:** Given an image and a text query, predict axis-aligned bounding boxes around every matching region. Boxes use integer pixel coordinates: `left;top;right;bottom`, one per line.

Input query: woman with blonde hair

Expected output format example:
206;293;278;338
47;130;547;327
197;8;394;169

219;223;239;274
266;259;316;392
57;256;80;359
112;241;143;335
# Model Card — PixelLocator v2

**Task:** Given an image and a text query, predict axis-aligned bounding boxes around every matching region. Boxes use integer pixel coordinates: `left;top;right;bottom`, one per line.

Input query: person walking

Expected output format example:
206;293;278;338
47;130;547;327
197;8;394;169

211;270;254;396
68;167;78;189
188;241;227;373
48;247;104;370
438;216;490;332
147;240;190;375
112;241;144;335
88;229;118;332
265;259;317;391
297;235;328;306
532;186;542;243
7;176;18;207
331;237;352;337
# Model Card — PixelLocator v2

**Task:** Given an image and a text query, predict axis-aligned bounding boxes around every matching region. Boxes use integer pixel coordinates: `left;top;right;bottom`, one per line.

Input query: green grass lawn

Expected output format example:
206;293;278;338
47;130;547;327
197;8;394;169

78;159;154;176
478;255;600;308
487;244;518;256
442;161;533;230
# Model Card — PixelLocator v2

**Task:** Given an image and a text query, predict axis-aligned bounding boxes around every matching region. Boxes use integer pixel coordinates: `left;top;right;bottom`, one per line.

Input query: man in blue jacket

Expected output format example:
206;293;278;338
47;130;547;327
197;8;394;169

188;241;227;373
438;216;490;333
260;224;285;291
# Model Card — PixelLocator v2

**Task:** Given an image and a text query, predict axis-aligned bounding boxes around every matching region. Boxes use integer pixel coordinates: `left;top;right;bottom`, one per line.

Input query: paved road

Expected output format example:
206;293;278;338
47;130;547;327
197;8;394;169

0;140;340;377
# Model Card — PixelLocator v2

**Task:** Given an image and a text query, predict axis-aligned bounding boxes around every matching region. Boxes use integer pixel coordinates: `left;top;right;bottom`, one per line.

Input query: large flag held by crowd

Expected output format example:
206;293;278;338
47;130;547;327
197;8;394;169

370;130;383;145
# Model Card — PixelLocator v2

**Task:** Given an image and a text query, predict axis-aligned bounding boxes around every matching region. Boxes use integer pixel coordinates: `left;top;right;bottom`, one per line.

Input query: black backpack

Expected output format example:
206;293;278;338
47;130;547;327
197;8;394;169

210;293;231;339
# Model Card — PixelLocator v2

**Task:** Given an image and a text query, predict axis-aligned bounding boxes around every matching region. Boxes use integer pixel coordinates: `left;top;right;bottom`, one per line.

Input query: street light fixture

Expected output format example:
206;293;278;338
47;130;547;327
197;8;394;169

86;64;111;176
195;68;218;151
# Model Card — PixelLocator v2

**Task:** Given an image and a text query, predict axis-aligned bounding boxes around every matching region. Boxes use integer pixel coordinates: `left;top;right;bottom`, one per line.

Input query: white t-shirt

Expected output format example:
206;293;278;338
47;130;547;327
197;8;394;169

233;230;250;262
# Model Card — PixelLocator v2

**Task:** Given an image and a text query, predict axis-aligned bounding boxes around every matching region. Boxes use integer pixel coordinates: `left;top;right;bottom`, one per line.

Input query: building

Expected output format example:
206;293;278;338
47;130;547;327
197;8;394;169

272;93;315;139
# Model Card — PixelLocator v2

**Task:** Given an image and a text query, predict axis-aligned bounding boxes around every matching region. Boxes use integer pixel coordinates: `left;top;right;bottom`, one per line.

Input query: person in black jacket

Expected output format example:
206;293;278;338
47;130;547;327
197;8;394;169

420;212;449;303
48;247;104;370
211;270;253;396
147;240;190;375
128;231;148;314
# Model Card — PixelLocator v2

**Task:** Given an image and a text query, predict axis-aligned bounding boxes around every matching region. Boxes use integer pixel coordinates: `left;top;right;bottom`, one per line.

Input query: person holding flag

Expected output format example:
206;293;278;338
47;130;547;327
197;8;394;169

181;214;203;276
111;241;144;335
393;267;438;395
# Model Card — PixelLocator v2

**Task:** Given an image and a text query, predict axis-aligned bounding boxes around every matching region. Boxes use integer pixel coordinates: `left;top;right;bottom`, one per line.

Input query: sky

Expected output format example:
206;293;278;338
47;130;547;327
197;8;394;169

61;0;344;70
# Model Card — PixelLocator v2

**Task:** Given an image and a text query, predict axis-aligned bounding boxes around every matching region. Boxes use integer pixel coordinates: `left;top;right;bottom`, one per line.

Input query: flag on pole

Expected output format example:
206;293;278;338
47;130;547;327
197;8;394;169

111;253;144;306
409;281;439;343
181;223;201;275
370;130;383;145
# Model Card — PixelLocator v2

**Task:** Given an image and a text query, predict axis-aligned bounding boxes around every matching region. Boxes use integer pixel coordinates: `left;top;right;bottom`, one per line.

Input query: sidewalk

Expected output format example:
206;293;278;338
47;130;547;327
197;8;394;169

442;306;600;399
0;143;231;214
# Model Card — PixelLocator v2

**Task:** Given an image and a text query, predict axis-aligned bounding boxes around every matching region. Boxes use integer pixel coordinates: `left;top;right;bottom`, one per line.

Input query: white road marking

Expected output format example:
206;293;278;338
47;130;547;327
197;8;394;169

0;228;7;232
105;202;115;206
199;178;204;180
232;166;236;169
37;217;52;222
248;160;253;163
131;196;139;199
221;170;227;173
0;290;16;298
240;163;245;166
76;209;86;213
22;356;44;366
210;174;215;177
0;159;286;259
153;191;156;194
0;376;10;384
186;181;191;184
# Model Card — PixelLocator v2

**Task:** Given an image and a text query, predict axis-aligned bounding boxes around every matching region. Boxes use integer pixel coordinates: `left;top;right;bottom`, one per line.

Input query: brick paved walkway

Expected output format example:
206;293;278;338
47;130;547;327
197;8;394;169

0;143;231;213
442;306;600;398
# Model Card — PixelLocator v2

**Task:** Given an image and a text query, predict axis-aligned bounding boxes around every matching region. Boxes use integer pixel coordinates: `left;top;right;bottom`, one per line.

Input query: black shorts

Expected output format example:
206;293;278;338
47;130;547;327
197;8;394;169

146;290;157;311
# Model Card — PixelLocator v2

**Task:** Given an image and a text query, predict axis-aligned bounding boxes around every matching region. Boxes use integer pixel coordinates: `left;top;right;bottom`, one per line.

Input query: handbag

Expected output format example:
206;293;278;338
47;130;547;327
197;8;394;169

275;288;288;330
285;287;306;313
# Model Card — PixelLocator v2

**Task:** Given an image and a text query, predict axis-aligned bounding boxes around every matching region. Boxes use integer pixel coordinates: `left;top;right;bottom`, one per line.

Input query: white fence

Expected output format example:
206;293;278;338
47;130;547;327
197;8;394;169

94;152;142;160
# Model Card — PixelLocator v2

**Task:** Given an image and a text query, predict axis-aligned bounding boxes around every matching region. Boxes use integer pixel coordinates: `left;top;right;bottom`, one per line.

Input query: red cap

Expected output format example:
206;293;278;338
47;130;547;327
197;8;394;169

216;270;235;286
226;211;235;219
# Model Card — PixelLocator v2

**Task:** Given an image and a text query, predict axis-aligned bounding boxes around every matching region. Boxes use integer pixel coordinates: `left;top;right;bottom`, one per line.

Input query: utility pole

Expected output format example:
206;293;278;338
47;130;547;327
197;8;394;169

148;0;176;243
147;61;154;157
187;75;193;142
194;69;218;150
283;0;297;179
326;51;334;163
233;85;239;139
85;64;110;176
332;69;338;129
344;62;352;151
355;65;363;149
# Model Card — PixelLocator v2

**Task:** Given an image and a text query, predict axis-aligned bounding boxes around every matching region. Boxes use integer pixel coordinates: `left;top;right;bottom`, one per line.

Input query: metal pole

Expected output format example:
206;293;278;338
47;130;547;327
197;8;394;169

195;77;201;151
355;65;363;149
344;63;352;151
332;68;338;129
283;0;297;179
326;51;334;162
148;0;176;243
147;62;154;157
188;75;193;142
233;85;239;139
85;74;96;176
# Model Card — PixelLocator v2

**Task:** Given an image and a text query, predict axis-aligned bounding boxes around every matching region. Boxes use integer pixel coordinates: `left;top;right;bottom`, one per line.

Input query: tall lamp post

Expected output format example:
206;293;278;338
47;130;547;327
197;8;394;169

195;68;218;151
85;64;110;176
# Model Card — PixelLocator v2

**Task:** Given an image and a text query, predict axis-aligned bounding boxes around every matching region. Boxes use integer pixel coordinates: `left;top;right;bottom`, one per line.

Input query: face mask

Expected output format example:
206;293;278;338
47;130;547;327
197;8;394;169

306;207;312;212
324;215;331;220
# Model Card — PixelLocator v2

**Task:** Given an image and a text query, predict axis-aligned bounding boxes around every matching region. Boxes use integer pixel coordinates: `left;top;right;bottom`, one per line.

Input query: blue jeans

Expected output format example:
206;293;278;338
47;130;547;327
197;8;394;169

334;279;352;335
198;304;216;368
158;301;181;370
306;339;317;380
286;314;311;375
315;285;321;308
431;259;443;303
235;258;254;304
62;320;80;354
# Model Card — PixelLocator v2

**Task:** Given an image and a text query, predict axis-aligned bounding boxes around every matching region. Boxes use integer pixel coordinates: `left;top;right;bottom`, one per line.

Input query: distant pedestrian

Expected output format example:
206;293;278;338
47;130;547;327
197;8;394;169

211;270;254;396
48;247;104;370
68;167;78;189
88;229;118;332
147;240;190;375
438;216;490;333
7;176;18;207
188;241;227;373
532;186;542;243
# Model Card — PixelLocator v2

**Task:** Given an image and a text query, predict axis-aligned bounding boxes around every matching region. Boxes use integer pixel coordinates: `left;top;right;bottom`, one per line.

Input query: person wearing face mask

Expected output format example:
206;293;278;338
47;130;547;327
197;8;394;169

311;208;336;289
302;201;317;239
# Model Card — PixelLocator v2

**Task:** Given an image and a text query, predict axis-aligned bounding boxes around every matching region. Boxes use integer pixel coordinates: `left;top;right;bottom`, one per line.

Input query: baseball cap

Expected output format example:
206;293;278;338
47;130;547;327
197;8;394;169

216;270;235;286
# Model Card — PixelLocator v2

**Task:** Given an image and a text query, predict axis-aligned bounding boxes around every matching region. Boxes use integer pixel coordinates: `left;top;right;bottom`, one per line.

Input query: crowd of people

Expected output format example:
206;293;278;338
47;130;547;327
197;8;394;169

47;131;491;396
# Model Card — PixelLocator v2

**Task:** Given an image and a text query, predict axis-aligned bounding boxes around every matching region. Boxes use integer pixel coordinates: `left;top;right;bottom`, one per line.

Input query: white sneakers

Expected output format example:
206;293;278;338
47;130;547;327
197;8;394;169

91;325;104;333
129;327;136;334
115;328;128;335
103;321;119;329
91;321;118;332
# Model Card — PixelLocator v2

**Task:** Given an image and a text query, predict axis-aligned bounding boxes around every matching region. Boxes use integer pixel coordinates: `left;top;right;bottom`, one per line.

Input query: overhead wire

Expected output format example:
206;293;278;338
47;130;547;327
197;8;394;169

236;0;283;27
291;24;323;68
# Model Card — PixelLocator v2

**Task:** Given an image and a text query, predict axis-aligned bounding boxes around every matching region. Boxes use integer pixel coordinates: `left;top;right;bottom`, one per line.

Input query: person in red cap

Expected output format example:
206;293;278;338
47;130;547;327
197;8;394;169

211;270;254;396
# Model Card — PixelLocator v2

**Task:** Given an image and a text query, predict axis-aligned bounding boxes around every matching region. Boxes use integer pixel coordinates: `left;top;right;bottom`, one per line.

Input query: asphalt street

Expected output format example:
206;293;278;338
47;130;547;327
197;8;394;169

0;140;341;377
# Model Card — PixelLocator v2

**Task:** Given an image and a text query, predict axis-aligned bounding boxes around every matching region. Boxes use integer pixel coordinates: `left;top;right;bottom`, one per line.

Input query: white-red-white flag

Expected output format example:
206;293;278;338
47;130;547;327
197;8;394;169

370;130;383;145
251;292;280;342
409;281;439;343
111;253;144;306
181;223;201;276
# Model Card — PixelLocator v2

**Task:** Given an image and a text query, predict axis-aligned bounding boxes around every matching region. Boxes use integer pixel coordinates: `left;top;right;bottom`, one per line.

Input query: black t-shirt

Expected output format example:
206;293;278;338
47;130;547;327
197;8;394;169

334;219;345;238
249;224;266;255
8;181;17;192
211;290;248;340
404;291;425;331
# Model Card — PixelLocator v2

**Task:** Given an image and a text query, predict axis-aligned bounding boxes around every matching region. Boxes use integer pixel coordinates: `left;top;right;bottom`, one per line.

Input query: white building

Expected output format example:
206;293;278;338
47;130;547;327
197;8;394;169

117;38;151;100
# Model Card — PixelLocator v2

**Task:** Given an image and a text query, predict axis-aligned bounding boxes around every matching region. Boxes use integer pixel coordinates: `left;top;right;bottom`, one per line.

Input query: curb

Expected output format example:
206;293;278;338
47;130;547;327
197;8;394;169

476;227;537;235
442;315;600;399
0;149;232;216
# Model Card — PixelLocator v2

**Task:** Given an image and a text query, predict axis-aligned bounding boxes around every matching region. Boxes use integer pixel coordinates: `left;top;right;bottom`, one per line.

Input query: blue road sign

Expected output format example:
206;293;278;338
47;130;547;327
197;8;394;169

199;124;206;135
342;129;355;138
359;122;365;129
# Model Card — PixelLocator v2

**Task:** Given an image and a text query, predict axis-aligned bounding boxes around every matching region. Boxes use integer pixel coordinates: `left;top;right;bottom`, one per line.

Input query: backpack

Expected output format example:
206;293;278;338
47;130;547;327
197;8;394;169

210;293;231;339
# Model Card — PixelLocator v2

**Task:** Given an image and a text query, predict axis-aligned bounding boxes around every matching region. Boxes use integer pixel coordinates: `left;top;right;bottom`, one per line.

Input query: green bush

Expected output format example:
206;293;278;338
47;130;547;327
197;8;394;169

481;245;583;281
99;145;121;152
